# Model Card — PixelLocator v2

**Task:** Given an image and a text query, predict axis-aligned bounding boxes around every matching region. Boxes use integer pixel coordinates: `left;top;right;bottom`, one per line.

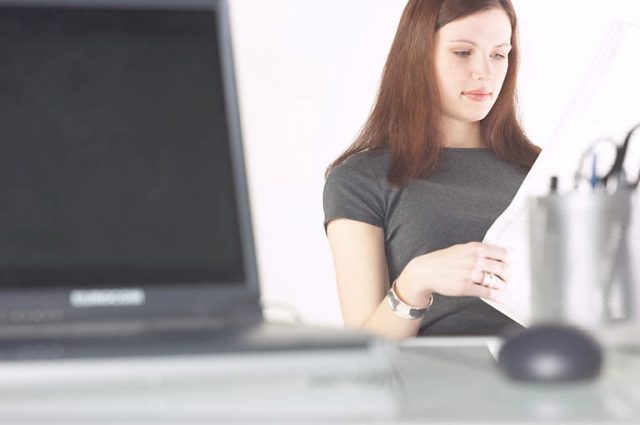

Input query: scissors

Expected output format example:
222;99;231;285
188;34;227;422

574;122;640;191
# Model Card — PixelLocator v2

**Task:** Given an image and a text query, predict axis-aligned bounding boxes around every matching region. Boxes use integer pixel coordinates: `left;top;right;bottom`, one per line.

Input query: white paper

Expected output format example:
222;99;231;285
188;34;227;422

481;20;640;326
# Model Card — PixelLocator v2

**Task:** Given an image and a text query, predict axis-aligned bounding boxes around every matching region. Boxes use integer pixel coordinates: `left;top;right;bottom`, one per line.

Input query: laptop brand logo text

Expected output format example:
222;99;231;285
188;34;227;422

70;289;146;308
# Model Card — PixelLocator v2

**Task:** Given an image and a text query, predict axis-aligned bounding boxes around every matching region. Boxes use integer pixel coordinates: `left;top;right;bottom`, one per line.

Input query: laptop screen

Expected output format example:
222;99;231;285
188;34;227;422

0;1;260;324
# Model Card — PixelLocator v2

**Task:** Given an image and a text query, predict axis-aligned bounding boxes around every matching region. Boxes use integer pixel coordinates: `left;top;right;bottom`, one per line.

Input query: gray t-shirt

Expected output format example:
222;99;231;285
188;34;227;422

323;147;528;336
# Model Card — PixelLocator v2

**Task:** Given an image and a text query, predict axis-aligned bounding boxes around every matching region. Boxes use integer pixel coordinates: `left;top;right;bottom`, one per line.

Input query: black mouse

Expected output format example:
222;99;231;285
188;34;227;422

498;324;603;383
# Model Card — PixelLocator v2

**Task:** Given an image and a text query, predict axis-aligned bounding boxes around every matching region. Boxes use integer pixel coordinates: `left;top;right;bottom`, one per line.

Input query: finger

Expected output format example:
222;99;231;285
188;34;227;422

479;243;508;262
466;272;507;290
463;279;507;298
478;258;510;283
470;266;507;285
463;281;492;299
470;263;508;285
485;276;507;291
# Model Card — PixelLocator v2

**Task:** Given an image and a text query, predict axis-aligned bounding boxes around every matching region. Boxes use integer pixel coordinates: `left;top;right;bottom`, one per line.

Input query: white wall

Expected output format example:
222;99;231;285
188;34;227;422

228;0;640;327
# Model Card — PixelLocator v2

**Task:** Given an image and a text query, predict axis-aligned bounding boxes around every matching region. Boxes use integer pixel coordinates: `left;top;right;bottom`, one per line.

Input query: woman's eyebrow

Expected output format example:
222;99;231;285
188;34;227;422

448;39;511;48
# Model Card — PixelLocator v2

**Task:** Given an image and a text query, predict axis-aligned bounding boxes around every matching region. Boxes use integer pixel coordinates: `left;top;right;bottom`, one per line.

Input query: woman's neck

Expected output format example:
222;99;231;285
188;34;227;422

440;118;484;148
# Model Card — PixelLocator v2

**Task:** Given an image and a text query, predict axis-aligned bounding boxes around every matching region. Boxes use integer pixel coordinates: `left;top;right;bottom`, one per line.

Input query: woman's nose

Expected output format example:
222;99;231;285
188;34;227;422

471;56;492;80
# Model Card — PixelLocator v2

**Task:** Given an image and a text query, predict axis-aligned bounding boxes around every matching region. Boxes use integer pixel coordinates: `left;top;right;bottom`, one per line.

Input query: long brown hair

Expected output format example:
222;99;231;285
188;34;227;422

326;0;540;187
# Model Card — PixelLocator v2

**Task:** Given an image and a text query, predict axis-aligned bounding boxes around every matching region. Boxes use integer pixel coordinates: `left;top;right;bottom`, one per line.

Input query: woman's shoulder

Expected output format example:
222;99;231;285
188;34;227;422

323;148;391;207
323;149;390;230
328;148;390;182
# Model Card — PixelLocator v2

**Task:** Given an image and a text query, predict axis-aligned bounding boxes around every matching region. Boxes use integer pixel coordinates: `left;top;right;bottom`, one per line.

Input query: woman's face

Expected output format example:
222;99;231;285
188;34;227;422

434;8;513;125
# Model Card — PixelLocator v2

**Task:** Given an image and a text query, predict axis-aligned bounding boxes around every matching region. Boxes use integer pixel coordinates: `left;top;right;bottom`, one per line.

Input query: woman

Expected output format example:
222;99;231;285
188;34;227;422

323;0;541;340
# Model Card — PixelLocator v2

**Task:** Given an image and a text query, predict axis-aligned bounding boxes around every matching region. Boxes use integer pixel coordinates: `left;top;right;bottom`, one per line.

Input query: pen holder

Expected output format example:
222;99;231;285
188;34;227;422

528;189;636;328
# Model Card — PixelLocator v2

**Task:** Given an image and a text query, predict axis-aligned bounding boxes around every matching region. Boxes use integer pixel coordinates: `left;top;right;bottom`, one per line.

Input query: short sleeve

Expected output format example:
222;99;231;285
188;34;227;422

322;154;386;233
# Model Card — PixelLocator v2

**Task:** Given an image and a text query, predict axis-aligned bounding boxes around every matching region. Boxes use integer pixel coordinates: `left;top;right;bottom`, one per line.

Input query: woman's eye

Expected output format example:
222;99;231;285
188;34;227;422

492;53;507;60
453;51;471;57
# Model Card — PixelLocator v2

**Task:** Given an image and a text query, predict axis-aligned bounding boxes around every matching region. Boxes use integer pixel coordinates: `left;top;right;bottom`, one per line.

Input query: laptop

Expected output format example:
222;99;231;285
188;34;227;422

0;0;374;361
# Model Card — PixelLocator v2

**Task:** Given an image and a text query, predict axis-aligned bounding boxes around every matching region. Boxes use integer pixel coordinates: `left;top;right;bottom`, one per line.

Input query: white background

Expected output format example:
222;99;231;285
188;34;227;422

227;0;640;327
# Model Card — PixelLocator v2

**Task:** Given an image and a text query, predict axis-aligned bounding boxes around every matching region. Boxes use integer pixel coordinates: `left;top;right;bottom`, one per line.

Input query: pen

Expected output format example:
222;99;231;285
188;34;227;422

590;154;598;190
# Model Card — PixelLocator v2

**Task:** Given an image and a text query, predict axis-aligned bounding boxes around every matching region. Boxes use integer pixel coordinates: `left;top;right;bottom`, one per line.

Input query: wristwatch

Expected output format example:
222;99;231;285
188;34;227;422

386;280;433;320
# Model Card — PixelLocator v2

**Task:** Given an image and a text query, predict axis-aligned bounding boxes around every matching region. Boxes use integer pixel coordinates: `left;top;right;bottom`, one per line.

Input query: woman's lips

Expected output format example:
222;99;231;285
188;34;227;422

463;91;491;102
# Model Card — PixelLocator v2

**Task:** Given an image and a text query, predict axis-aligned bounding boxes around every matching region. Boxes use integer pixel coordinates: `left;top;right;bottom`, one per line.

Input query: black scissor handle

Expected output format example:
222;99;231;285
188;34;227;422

602;122;640;188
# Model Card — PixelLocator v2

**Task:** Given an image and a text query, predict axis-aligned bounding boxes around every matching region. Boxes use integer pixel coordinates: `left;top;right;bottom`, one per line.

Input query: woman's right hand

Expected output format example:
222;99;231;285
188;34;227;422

394;242;510;307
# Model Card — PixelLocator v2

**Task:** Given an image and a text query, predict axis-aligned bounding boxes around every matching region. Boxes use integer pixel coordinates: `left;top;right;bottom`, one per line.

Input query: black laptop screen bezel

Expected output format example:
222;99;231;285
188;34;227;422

0;0;262;328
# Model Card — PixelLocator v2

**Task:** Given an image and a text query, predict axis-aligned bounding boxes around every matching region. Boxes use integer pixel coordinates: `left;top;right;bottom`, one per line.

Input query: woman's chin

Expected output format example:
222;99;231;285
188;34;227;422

459;111;492;123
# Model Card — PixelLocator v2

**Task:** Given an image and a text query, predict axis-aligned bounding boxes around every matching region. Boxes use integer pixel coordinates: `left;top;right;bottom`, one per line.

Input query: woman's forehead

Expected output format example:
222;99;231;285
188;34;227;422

438;8;512;45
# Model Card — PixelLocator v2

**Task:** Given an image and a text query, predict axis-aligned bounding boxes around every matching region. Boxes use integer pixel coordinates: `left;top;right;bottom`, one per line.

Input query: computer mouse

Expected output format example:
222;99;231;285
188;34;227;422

498;324;603;383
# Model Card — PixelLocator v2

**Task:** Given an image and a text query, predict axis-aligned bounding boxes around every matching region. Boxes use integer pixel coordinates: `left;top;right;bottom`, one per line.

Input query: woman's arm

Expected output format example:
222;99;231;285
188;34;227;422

327;218;510;340
327;218;423;340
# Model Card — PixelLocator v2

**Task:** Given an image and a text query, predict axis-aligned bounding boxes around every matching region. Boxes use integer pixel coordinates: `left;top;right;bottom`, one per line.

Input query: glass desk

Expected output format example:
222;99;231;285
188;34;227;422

0;336;638;423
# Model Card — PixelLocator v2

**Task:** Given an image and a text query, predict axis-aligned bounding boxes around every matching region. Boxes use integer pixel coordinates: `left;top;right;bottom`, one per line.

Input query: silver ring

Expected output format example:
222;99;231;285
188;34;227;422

481;272;496;289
